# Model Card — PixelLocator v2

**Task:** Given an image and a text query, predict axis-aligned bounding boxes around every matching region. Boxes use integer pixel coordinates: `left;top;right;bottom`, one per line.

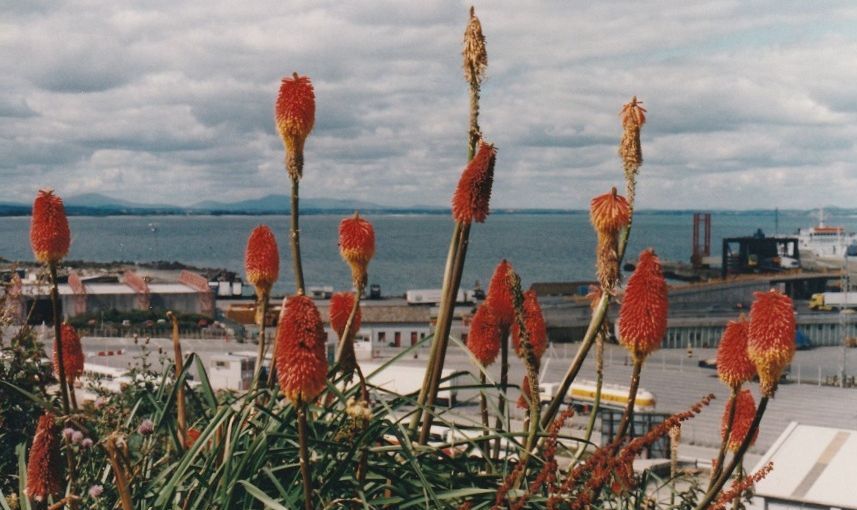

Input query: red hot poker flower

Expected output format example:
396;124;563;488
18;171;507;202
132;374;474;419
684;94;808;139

451;140;497;224
26;413;63;502
721;389;758;451
618;249;668;361
467;303;501;366
590;188;631;235
339;213;376;286
244;225;280;293
716;317;756;389
275;73;316;178
30;189;70;264
329;292;361;340
512;290;548;360
485;259;515;331
276;295;329;404
747;290;796;396
54;323;84;384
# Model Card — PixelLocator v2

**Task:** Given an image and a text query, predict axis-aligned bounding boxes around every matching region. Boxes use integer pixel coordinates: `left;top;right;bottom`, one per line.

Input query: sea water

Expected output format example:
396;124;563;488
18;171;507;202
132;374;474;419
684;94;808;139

0;210;847;296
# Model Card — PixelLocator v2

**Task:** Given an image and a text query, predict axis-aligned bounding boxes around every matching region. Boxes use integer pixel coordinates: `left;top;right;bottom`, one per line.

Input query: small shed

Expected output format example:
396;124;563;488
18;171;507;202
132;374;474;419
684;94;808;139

752;422;857;510
208;354;255;391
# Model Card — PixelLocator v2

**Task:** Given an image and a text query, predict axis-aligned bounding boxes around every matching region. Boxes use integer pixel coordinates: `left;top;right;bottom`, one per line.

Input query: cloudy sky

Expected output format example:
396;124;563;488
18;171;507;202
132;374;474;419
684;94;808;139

2;1;857;210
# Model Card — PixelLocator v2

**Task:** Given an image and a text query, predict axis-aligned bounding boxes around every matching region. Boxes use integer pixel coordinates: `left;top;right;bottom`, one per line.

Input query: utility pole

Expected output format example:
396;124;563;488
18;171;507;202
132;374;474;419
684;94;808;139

841;254;849;389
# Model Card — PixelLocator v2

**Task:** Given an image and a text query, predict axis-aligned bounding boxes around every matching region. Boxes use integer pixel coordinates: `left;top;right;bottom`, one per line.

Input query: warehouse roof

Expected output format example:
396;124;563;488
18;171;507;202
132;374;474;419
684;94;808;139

753;422;857;509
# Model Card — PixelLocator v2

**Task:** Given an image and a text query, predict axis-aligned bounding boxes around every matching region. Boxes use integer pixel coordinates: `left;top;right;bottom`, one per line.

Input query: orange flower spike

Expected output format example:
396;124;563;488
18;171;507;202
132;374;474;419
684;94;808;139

589;187;631;235
275;73;316;179
451;141;497;224
747;290;796;396
485;259;515;330
329;292;361;339
30;189;70;264
512;290;548;360
244;225;280;293
618;249;668;362
339;212;376;286
54;323;84;384
276;295;329;404
467;303;501;366
716;317;756;389
25;413;63;502
721;389;758;451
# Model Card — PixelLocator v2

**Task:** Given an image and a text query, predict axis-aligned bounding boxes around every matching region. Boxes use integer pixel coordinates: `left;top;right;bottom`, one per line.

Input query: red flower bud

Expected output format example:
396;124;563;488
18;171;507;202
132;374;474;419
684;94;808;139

244;225;280;293
339;213;375;286
618;249;668;361
721;389;758;451
747;290;796;396
512;290;547;360
276;295;328;404
485;259;515;331
26;413;63;502
329;292;361;339
716;317;756;389
451;141;496;224
30;189;70;264
54;323;84;384
275;73;316;178
467;303;501;366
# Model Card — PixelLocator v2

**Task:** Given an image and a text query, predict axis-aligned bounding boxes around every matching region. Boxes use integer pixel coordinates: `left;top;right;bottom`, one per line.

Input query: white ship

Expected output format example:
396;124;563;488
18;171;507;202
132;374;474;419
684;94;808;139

796;210;857;266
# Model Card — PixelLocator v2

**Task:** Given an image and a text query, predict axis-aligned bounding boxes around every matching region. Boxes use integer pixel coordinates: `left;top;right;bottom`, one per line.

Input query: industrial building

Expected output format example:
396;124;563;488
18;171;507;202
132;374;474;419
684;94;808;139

5;269;216;323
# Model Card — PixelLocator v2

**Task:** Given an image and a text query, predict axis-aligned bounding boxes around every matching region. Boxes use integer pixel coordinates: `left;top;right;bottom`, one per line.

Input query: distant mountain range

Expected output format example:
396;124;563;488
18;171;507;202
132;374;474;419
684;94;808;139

0;193;850;217
0;193;448;216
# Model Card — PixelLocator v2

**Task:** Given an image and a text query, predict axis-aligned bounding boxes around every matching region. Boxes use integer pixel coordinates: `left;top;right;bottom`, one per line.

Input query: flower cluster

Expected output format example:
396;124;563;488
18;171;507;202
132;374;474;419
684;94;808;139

617;249;668;362
244;225;280;293
451;141;497;224
748;290;796;396
30;189;70;264
721;389;758;451
26;413;63;502
275;73;315;179
716;317;756;389
54;323;84;384
339;213;376;286
276;295;329;404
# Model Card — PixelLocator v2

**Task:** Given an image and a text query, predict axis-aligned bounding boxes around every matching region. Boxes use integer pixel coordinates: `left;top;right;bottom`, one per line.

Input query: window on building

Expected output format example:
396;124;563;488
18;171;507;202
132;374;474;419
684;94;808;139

378;332;386;344
394;331;401;347
411;331;419;346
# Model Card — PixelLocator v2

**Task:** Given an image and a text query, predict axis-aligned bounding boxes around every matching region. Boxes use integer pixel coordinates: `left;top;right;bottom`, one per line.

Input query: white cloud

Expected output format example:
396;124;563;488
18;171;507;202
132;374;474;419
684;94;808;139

1;1;857;209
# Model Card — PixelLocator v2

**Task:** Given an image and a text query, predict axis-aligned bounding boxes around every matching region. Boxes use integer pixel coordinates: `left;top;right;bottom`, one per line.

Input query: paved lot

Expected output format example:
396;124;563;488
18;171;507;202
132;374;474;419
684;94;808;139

16;327;857;463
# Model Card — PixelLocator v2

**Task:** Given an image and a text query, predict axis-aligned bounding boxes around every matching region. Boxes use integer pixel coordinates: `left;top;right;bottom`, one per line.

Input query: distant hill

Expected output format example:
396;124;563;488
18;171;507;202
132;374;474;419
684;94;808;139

64;193;179;210
192;195;388;212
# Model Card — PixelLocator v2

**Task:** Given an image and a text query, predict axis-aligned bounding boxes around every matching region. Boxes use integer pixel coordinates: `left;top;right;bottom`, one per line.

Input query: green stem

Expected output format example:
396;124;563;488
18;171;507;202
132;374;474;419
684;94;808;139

251;291;269;392
541;216;635;432
694;396;769;510
575;330;604;462
479;371;491;467
418;222;471;444
614;359;643;445
167;311;187;446
334;283;364;375
49;262;70;415
492;330;509;461
297;403;313;510
709;387;739;490
410;223;462;437
290;175;305;295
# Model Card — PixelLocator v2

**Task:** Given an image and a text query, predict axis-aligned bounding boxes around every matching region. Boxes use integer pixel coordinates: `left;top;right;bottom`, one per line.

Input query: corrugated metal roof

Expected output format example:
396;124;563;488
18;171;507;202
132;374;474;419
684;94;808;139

753;422;857;509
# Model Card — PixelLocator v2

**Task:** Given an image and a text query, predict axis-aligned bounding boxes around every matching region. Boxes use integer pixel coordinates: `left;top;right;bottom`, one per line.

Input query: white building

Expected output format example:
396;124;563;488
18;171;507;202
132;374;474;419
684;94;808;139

753;422;857;510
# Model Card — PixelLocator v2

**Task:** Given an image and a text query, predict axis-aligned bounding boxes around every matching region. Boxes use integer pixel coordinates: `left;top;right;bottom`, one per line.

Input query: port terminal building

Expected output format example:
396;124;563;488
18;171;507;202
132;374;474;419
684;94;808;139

5;269;216;323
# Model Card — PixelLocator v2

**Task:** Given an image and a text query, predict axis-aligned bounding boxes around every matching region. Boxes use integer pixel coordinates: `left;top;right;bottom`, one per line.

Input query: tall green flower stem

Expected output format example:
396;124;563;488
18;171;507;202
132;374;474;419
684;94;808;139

105;435;133;510
296;402;313;510
541;207;636;432
492;332;509;460
709;387;739;490
290;175;306;295
250;290;270;392
479;372;490;462
574;329;605;462
507;270;540;473
694;396;769;510
49;261;71;415
414;221;472;444
334;282;365;379
413;7;485;441
613;358;643;444
166;311;187;447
